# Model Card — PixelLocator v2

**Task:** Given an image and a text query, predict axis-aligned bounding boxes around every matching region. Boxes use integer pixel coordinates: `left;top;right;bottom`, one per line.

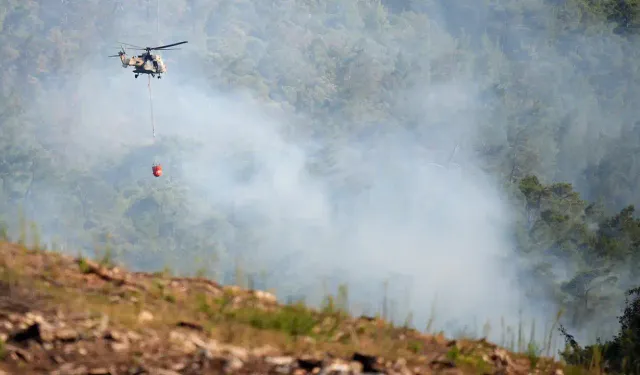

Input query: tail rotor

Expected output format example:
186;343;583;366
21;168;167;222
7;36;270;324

108;45;126;57
108;45;128;66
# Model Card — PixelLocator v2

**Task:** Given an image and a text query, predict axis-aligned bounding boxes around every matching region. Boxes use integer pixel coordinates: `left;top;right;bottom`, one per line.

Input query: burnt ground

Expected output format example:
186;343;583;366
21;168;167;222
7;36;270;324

0;242;582;374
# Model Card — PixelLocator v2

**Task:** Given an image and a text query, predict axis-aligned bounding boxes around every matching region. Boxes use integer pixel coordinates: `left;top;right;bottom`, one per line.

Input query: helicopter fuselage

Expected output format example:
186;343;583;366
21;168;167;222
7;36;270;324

111;40;186;79
119;53;167;78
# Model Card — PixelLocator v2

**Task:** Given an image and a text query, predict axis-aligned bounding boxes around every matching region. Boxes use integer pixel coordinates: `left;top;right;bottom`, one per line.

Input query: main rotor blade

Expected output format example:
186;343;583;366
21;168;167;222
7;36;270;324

108;55;121;57
151;41;188;50
117;41;144;49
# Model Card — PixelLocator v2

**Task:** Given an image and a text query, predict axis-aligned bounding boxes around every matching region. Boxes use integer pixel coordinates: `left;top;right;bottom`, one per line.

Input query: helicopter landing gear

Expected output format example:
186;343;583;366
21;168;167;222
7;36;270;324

134;74;139;78
157;75;161;79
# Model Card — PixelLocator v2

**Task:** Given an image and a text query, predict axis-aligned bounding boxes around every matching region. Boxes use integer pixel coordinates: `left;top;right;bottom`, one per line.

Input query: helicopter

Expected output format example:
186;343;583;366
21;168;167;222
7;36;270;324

109;40;188;79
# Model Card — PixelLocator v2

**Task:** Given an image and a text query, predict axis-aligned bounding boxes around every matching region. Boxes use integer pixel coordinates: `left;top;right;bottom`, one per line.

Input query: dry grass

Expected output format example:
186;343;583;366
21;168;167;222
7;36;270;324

0;222;604;374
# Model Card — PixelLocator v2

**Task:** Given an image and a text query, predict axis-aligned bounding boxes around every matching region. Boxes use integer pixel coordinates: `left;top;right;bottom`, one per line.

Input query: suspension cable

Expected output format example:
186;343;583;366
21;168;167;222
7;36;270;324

148;75;155;139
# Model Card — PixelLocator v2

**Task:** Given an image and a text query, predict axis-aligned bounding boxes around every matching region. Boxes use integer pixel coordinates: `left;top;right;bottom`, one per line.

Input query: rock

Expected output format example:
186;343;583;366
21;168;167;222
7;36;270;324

110;341;129;352
321;361;351;374
88;368;111;375
24;312;44;325
62;364;89;375
50;363;81;375
127;366;147;374
7;314;20;323
491;348;513;367
224;345;249;362
430;354;455;370
302;335;316;344
353;352;378;373
252;344;279;357
555;370;564;375
150;369;181;375
254;289;277;303
80;319;98;330
97;314;109;333
169;330;185;341
55;328;79;342
266;356;297;374
40;329;55;342
349;360;363;374
169;330;197;354
7;344;32;362
224;356;244;373
187;333;208;349
137;310;154;324
393;357;412;375
171;362;187;371
266;356;296;366
126;331;141;341
104;330;127;343
439;369;464;375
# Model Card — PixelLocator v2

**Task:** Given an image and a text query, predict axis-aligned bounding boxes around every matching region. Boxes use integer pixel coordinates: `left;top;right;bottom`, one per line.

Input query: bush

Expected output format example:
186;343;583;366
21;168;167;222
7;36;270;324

560;287;640;374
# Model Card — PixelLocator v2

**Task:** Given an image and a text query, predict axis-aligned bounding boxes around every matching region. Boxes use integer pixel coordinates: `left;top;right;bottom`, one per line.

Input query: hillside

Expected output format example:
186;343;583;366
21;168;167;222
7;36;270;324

0;240;575;375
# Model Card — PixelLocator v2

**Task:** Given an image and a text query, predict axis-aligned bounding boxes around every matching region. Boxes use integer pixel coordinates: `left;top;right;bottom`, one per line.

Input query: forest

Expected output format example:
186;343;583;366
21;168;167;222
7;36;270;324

3;0;640;370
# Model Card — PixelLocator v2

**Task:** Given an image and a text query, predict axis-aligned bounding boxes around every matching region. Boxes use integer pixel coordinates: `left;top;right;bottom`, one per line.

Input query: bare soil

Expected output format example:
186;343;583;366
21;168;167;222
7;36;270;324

0;242;570;375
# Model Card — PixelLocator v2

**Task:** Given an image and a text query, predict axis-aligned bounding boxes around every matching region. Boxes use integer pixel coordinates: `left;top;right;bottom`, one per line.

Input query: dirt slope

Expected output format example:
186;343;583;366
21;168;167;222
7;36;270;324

0;242;571;374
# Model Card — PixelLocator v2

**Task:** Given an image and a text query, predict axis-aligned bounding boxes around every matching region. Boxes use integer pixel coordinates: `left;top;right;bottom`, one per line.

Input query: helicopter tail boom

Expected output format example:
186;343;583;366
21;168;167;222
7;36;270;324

109;46;131;68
